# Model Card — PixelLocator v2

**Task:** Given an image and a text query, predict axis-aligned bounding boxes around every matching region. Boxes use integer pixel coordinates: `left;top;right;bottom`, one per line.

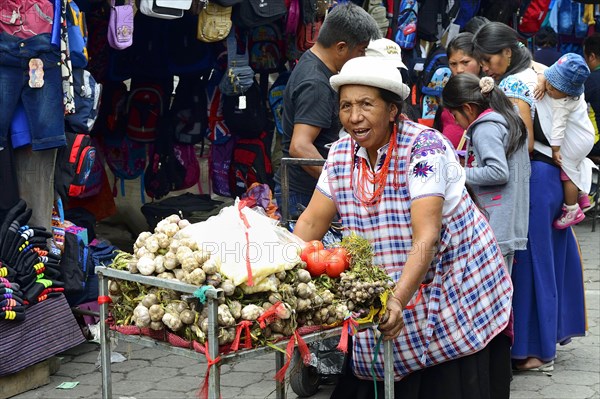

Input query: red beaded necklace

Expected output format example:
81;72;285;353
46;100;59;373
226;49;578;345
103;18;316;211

350;124;400;208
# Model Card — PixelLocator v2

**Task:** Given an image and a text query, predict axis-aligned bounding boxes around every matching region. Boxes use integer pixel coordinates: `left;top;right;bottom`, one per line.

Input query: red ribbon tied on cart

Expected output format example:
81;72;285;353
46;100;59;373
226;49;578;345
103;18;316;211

256;301;284;329
237;200;254;286
274;330;311;382
231;320;253;351
336;316;358;353
198;341;222;399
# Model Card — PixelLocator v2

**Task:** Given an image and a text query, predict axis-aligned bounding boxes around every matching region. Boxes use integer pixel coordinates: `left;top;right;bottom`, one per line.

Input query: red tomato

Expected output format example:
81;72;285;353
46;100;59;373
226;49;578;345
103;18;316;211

331;247;349;264
306;249;332;277
325;254;348;278
300;240;325;262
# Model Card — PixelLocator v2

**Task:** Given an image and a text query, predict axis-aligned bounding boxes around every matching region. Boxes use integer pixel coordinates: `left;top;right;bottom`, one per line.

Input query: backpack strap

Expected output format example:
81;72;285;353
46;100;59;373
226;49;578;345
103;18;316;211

112;174;146;204
226;29;249;67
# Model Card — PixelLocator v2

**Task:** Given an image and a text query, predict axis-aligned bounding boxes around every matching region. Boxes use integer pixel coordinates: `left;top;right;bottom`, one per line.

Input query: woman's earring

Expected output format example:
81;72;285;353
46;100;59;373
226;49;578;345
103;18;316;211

508;56;511;67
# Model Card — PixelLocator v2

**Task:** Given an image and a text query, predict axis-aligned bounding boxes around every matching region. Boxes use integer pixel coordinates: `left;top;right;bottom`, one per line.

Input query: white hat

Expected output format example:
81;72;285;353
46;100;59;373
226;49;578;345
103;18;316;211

330;56;410;100
365;38;407;70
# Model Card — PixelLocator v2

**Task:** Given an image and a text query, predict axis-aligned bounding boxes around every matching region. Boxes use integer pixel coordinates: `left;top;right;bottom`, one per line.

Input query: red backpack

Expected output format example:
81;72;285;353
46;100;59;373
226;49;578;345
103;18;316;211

125;82;166;142
54;132;97;200
517;0;552;37
229;131;273;198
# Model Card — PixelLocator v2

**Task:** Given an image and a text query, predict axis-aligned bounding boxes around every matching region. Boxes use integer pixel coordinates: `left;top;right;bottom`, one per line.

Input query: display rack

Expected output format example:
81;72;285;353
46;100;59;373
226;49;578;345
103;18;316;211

96;266;395;399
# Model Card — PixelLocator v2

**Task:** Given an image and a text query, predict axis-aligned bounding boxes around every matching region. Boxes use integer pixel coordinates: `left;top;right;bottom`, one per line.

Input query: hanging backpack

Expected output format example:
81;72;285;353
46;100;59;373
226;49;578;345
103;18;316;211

418;45;451;120
130;13;171;79
167;15;215;75
66;0;89;68
205;68;233;144
76;142;105;199
85;6;111;83
103;131;147;199
249;22;286;74
210;137;237;197
219;31;256;96
92;81;128;136
296;19;322;52
517;0;552;37
125;81;166;142
478;0;520;25
65;68;102;135
285;0;301;35
171;75;209;145
144;117;187;200
415;0;447;43
54;132;96;200
268;70;290;136
450;0;481;29
173;143;201;191
296;0;324;52
232;0;287;29
364;0;390;38
394;0;418;50
229;131;274;198
222;80;267;138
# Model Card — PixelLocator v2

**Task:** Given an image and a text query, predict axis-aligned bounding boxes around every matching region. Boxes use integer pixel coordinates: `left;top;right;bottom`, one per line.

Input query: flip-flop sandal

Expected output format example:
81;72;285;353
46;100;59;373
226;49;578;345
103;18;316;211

514;360;554;372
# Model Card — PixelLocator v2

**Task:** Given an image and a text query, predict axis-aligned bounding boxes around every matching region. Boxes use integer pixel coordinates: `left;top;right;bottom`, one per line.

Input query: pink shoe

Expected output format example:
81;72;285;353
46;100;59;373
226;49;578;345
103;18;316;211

578;192;592;212
553;205;586;229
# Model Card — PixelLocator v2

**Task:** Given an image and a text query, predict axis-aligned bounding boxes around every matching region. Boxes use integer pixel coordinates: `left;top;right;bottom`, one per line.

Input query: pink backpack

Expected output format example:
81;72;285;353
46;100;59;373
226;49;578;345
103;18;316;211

285;0;300;35
173;143;201;192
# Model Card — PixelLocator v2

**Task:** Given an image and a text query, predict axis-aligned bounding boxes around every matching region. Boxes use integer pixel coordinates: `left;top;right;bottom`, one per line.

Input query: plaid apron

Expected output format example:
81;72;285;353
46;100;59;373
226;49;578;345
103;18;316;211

325;121;513;380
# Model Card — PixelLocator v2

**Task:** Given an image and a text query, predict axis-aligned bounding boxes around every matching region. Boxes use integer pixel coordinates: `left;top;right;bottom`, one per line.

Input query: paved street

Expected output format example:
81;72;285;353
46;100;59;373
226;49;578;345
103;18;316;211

11;219;600;399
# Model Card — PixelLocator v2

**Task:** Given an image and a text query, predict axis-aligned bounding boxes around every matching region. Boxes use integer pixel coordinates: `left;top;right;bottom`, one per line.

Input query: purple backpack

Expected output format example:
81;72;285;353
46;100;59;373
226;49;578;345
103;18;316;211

210;138;236;197
108;0;134;50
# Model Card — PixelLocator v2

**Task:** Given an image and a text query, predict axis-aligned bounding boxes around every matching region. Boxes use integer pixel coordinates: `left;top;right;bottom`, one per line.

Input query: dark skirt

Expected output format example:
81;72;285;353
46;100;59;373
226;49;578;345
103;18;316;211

330;333;512;399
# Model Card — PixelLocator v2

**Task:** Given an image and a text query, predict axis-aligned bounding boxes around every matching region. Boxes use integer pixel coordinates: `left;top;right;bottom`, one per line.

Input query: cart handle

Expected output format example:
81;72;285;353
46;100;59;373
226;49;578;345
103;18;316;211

280;157;326;226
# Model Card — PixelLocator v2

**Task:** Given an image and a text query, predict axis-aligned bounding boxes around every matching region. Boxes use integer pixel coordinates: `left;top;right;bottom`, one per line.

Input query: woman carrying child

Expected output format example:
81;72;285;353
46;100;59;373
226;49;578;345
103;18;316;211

534;53;595;228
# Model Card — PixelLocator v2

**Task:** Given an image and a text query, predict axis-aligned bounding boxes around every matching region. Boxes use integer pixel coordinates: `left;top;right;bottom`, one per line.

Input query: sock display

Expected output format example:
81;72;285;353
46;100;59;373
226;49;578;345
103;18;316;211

0;200;64;321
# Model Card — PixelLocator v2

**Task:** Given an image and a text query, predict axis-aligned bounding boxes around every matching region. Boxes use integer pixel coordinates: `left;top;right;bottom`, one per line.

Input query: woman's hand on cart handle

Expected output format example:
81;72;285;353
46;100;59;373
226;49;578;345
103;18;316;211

378;295;405;341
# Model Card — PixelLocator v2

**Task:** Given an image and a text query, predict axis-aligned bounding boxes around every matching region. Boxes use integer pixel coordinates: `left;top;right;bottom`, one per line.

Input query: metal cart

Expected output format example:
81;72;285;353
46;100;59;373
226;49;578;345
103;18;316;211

279;157;327;227
280;157;346;396
97;267;395;399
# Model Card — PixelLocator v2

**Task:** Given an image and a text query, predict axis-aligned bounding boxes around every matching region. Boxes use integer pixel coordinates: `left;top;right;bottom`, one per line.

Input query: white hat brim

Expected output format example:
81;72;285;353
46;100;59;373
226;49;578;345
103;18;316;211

330;73;410;100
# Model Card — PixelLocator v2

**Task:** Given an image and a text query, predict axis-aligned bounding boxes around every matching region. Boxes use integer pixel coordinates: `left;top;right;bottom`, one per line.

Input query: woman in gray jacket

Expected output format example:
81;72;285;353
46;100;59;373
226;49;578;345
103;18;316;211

442;73;530;273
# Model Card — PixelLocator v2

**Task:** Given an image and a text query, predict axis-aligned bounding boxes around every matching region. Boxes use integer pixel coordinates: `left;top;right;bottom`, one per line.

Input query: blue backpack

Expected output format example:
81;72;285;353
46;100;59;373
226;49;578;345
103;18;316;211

450;0;481;29
395;0;418;50
268;70;290;136
65;69;102;134
103;131;148;201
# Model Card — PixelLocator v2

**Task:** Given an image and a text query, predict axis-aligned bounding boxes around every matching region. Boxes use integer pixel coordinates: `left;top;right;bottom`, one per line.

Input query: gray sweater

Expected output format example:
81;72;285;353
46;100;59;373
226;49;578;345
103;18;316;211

465;112;530;255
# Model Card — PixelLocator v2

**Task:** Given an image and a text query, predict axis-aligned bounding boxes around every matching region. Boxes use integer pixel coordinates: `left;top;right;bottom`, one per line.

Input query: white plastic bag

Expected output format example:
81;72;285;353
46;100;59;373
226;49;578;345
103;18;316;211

177;199;303;287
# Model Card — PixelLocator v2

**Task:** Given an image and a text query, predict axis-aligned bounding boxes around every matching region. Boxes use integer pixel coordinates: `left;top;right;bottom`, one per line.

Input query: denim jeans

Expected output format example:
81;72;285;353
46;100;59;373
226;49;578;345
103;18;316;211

273;182;313;221
0;32;65;150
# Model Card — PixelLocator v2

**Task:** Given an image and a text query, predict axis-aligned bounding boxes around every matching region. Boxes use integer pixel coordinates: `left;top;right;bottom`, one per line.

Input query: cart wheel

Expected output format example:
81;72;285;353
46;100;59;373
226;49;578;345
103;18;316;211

289;349;320;397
